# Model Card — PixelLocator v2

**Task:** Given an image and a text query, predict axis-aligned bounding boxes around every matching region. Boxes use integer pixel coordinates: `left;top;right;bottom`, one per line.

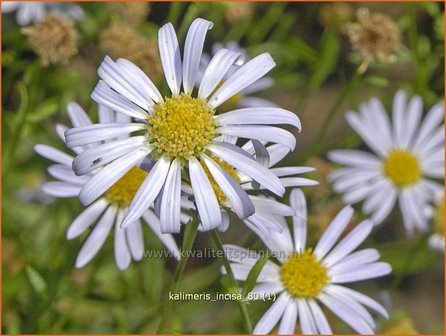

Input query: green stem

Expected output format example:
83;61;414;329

157;216;199;334
210;230;253;333
301;69;362;163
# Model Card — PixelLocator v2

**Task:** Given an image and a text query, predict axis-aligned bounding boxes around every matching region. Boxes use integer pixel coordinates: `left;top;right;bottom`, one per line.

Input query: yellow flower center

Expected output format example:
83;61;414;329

383;150;421;188
434;197;444;235
148;94;217;161
200;156;240;206
105;167;147;207
280;249;330;299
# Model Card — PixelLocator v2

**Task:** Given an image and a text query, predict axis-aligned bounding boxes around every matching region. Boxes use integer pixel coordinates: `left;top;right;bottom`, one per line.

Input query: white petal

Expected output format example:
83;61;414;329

392;90;408;147
329;285;388;318
253;292;289;335
67;198;108;239
182;18;213;94
98;56;150;110
114;211;132;270
328;149;381;169
73;136;146;175
91;80;148;119
342;183;375;204
279;177;319;188
98;105;115;123
319;292;374;334
267;144;291;167
412;103;444;150
346;111;387;157
35;144;73;166
65;123;146;148
307;299;332;334
272;166;315;177
158;22;182;94
330;248;380;273
75;206;117;268
143;209;181;260
402;95;423;147
298;299;318;335
217;107;301;130
209;53;276;109
47;164;87;185
199;48;242;98
250;196;295;216
325;286;375;329
218;211;230;232
313;206;354;260
367;98;393;150
121;156;171;228
79;148;150;206
242;77;274;95
203;154;254;219
115;58;163;104
278;300;298;335
290;188;307;253
42;182;80;197
323;220;373;267
189;157;222;231
209;143;284;196
331;262;391;283
160;158;182;233
218;125;296;150
67;102;92;127
125;220;144;261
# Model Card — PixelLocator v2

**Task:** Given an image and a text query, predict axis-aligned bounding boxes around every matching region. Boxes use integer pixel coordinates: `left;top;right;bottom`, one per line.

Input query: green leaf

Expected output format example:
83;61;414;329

241;251;271;297
25;265;47;299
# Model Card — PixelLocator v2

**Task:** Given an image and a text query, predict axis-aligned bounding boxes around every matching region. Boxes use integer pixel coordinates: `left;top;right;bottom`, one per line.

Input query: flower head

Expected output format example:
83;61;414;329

22;14;79;66
328;91;444;235
35;102;180;270
345;8;400;72
65;18;301;234
224;189;391;334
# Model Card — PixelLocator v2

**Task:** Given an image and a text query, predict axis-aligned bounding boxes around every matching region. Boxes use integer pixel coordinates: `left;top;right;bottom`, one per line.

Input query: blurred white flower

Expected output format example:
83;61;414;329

328;91;444;235
35;102;181;270
2;1;84;26
224;189;391;334
65;18;301;234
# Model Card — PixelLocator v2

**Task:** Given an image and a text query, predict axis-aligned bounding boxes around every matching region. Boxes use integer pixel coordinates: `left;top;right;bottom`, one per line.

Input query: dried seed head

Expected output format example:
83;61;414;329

345;8;401;72
21;14;79;66
100;22;162;81
108;2;151;25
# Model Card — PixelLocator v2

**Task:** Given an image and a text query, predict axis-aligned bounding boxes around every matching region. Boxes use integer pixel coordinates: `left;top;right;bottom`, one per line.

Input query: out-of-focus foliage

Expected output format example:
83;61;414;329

2;2;444;334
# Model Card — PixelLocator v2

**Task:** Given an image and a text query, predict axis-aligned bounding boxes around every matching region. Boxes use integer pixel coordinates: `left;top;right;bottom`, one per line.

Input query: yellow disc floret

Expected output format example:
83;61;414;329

105;167;147;207
383;150;421;188
200;156;240;206
280;249;330;298
148;94;217;161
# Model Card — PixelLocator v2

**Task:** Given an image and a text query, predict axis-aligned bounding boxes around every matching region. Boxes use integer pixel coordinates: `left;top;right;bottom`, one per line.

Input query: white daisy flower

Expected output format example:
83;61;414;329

65;18;301;233
328;90;444;235
224;189;392;334
35;102;180;270
198;41;277;109
2;1;84;26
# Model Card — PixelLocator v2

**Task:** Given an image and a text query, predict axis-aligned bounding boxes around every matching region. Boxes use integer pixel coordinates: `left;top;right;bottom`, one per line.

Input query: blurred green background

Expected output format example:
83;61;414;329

2;2;444;334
